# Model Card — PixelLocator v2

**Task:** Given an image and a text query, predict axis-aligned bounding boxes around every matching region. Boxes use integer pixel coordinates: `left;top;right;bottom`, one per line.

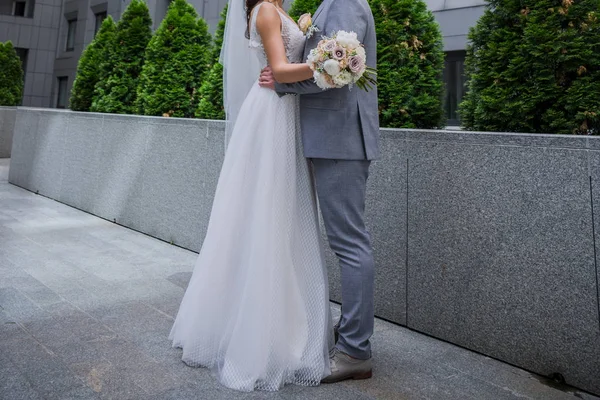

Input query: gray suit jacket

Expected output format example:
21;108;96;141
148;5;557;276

276;0;380;161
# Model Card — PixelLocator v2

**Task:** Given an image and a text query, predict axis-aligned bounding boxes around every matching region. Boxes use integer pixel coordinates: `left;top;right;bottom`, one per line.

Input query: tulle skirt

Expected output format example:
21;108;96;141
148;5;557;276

169;83;332;392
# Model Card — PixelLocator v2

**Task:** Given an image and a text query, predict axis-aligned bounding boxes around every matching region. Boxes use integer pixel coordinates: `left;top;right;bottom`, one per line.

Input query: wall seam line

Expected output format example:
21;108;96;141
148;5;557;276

590;176;600;334
405;156;409;328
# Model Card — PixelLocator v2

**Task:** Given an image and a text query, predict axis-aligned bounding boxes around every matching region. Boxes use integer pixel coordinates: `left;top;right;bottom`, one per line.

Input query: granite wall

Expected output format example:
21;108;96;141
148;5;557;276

8;108;600;395
0;107;17;158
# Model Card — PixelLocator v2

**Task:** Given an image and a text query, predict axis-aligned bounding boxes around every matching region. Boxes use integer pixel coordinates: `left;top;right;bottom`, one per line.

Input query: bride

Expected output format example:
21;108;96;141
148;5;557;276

169;0;333;392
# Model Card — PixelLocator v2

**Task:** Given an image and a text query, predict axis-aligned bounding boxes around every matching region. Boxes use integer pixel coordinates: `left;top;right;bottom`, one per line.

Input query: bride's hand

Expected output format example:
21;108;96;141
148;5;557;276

259;67;276;90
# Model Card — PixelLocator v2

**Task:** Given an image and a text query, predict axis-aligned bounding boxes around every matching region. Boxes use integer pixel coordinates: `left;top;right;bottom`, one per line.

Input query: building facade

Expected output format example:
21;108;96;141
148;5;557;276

0;0;483;123
0;0;227;108
0;0;63;107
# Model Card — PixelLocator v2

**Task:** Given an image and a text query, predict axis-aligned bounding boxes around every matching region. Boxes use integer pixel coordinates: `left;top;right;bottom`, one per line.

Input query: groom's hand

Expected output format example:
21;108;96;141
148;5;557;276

259;67;276;91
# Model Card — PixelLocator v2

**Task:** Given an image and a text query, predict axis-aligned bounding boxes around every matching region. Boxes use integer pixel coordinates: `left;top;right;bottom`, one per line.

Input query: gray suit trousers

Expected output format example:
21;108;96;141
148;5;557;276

311;159;375;360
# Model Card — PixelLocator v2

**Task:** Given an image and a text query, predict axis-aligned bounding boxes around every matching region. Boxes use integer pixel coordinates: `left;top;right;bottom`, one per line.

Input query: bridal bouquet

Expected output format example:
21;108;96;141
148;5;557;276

307;30;377;91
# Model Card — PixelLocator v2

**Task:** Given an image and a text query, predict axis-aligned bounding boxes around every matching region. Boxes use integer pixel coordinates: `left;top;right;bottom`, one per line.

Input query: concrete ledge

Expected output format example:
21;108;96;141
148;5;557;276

7;108;600;395
8;108;225;252
0;106;17;158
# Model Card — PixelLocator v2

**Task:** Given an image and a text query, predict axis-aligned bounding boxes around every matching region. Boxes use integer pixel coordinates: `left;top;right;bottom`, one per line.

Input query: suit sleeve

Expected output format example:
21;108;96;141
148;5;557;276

275;0;369;96
275;79;323;96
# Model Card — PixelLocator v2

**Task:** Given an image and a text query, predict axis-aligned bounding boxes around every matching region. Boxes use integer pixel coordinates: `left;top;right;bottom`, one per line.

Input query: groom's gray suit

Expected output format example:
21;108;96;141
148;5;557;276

275;0;379;360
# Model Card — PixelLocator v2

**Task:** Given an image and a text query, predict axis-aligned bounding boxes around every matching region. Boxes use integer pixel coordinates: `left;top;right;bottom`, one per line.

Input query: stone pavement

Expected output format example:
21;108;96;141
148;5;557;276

0;158;597;400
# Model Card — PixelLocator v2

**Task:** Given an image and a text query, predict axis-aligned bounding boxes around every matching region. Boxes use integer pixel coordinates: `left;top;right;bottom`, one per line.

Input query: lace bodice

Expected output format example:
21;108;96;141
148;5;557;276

249;3;306;68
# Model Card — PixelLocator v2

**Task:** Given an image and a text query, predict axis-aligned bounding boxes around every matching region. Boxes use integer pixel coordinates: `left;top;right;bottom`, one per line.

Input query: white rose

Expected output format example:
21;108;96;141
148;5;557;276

314;72;333;89
355;46;366;60
323;59;342;76
352;68;365;83
336;31;360;49
333;70;353;87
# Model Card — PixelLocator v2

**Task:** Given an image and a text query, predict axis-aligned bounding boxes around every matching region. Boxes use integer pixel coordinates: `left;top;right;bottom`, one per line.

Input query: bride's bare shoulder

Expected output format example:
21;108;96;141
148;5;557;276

251;1;278;21
254;2;282;34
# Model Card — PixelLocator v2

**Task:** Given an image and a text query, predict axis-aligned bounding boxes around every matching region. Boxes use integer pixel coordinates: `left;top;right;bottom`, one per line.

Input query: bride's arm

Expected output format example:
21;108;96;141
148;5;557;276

256;4;313;84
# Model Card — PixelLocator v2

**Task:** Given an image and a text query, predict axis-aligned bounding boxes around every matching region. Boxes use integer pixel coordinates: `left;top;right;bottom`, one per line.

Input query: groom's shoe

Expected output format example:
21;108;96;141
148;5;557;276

321;348;372;383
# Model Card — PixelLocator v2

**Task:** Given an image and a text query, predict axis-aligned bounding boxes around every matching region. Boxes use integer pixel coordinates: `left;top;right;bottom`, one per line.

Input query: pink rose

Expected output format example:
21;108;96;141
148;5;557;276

322;40;337;52
348;55;365;74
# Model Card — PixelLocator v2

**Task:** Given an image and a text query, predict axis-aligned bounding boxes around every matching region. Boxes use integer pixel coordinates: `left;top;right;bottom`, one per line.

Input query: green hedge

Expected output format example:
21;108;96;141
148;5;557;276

460;0;600;134
91;0;152;114
0;41;24;106
371;0;445;129
196;5;227;120
70;17;117;111
73;0;447;130
136;0;212;118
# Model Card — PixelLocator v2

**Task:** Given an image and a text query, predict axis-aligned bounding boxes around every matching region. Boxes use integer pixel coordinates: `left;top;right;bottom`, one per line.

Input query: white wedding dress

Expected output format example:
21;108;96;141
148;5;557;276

169;4;332;392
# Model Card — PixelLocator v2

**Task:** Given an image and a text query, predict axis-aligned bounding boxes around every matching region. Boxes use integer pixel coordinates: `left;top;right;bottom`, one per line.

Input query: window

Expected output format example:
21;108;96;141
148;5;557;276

66;19;77;51
15;48;29;74
3;0;33;17
56;77;68;108
12;48;28;105
15;47;29;93
13;0;26;16
94;12;107;36
11;0;34;17
443;51;467;126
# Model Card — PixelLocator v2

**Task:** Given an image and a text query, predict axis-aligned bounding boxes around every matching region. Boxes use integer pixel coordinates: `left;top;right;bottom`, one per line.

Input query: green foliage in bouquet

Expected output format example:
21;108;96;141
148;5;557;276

196;4;227;120
460;0;600;134
91;0;152;114
370;0;446;129
70;17;117;111
0;41;24;106
289;0;323;20
137;0;212;118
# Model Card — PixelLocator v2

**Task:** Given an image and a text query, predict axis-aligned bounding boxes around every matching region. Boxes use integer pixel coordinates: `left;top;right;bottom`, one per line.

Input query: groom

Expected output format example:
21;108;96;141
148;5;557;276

259;0;379;383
